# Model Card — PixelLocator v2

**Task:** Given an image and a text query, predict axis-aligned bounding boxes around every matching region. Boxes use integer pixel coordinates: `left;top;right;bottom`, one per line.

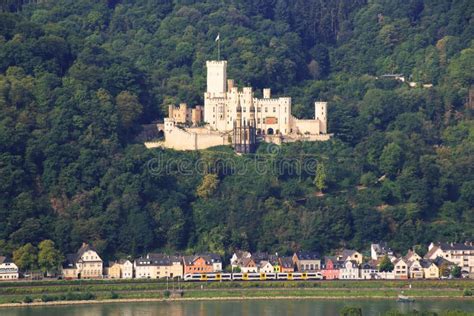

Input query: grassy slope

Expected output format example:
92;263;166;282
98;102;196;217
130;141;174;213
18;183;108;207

0;279;473;304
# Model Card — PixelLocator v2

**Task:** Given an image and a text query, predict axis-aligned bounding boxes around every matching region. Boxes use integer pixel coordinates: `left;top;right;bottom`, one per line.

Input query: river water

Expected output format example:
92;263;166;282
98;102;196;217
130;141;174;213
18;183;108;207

1;299;473;316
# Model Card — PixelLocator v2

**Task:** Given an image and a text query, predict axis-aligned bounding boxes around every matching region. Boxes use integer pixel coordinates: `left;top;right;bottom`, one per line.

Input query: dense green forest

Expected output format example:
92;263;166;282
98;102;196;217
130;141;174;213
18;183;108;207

0;0;473;261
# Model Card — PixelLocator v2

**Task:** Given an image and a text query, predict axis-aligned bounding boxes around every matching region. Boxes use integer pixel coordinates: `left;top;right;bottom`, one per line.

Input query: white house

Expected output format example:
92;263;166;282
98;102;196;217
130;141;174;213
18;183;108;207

360;262;378;280
258;261;275;273
339;260;359;279
231;250;251;269
393;258;409;279
0;256;19;280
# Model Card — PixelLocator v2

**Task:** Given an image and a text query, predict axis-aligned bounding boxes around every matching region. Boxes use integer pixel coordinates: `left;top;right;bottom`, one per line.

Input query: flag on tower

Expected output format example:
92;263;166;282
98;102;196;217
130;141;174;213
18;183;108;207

215;33;220;42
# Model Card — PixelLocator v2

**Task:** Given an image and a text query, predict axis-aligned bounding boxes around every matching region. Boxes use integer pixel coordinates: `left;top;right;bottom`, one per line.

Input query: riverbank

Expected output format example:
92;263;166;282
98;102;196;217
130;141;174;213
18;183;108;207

0;279;473;307
1;295;474;309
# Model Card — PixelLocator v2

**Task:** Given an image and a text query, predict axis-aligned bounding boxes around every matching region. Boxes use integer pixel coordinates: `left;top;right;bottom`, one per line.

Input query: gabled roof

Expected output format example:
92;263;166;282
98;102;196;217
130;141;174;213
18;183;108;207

336;249;360;261
432;256;456;267
233;250;251;260
259;260;272;268
0;256;12;264
361;261;377;270
183;255;217;266
199;253;222;263
279;257;294;268
76;243;100;261
371;242;393;255
240;257;256;267
419;259;436;269
404;250;421;262
251;252;269;262
62;254;77;269
426;242;474;259
295;251;320;260
62;243;101;268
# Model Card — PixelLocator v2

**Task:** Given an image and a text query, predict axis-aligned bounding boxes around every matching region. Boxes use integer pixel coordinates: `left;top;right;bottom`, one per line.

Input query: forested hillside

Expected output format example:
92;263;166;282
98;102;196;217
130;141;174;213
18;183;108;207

0;0;473;260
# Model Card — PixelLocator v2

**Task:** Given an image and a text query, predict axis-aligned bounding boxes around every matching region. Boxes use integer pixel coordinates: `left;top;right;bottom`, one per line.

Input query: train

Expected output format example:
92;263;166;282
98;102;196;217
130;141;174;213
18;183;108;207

183;272;323;281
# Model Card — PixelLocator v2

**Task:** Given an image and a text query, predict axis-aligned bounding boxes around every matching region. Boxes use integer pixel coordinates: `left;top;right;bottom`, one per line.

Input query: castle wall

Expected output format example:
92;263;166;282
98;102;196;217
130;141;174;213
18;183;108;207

291;117;321;135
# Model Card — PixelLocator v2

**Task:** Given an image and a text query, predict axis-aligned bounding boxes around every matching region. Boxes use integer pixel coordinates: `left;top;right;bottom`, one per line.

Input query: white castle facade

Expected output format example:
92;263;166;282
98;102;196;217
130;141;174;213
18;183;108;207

205;61;327;136
146;60;330;151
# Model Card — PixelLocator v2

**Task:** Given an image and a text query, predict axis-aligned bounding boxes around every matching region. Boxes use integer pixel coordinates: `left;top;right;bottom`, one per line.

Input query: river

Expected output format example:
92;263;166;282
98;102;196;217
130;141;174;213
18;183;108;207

1;299;473;316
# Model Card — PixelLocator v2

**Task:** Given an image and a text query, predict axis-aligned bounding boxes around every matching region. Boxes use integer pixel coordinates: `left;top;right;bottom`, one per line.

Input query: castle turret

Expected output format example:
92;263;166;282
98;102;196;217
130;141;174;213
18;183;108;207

314;102;327;134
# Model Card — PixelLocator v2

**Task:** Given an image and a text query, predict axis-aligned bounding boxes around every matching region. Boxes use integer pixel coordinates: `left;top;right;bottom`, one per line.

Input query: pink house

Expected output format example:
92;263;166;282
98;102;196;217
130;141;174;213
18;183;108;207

321;256;340;280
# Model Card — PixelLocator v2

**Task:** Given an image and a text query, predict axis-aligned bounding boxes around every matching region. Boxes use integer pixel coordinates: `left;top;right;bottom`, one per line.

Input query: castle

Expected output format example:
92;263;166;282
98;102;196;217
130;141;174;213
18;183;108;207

145;60;330;151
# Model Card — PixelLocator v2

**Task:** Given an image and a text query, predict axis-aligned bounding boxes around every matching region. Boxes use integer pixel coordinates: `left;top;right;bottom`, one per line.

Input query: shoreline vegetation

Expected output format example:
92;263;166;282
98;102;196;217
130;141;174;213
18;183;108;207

0;279;473;308
1;295;474;309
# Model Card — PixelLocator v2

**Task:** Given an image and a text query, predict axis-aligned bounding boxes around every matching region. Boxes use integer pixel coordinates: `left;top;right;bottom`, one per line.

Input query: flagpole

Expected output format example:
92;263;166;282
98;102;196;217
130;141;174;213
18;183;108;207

217;34;220;61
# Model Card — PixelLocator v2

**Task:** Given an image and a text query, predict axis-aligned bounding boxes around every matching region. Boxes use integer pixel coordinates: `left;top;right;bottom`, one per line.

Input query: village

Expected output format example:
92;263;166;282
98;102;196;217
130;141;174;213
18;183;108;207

1;242;473;282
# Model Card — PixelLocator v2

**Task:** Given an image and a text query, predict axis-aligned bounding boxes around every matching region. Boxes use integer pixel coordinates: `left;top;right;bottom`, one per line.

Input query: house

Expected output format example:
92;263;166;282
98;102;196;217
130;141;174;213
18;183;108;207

258;260;275;273
339;260;360;279
0;256;19;281
62;243;103;279
201;253;222;272
269;254;280;273
393;258;409;279
360;261;378;280
135;254;183;279
292;251;321;271
239;257;258;273
230;250;251;269
108;259;133;279
336;249;363;265
420;259;439;279
108;262;121;279
371;243;394;260
408;260;423;279
279;257;294;273
251;252;269;264
183;255;214;274
432;256;457;278
404;249;422;262
425;242;474;277
321;256;340;280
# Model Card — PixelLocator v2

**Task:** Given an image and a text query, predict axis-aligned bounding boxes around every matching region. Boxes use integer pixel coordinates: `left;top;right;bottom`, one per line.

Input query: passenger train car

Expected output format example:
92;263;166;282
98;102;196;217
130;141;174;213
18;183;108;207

183;272;323;281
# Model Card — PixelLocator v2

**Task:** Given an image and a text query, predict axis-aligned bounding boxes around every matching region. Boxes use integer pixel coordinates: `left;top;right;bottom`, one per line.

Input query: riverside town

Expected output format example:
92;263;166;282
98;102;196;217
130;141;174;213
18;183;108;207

2;241;473;282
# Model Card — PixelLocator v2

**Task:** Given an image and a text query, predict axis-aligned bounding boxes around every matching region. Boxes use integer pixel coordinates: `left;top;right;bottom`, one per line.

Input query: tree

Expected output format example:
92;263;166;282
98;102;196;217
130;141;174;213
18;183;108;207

451;266;462;278
38;240;64;276
115;91;143;129
314;162;327;193
379;255;394;272
379;143;404;176
196;173;219;199
13;243;38;271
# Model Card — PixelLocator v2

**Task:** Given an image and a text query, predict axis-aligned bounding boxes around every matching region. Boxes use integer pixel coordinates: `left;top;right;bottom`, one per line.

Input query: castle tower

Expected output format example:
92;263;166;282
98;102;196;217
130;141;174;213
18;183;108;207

206;61;227;94
314;101;327;134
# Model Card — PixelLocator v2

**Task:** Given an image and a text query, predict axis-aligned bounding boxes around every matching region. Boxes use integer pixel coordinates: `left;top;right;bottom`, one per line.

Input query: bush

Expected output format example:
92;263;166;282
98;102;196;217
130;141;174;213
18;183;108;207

23;296;33;303
463;289;472;296
163;290;171;298
340;306;362;316
110;291;119;299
